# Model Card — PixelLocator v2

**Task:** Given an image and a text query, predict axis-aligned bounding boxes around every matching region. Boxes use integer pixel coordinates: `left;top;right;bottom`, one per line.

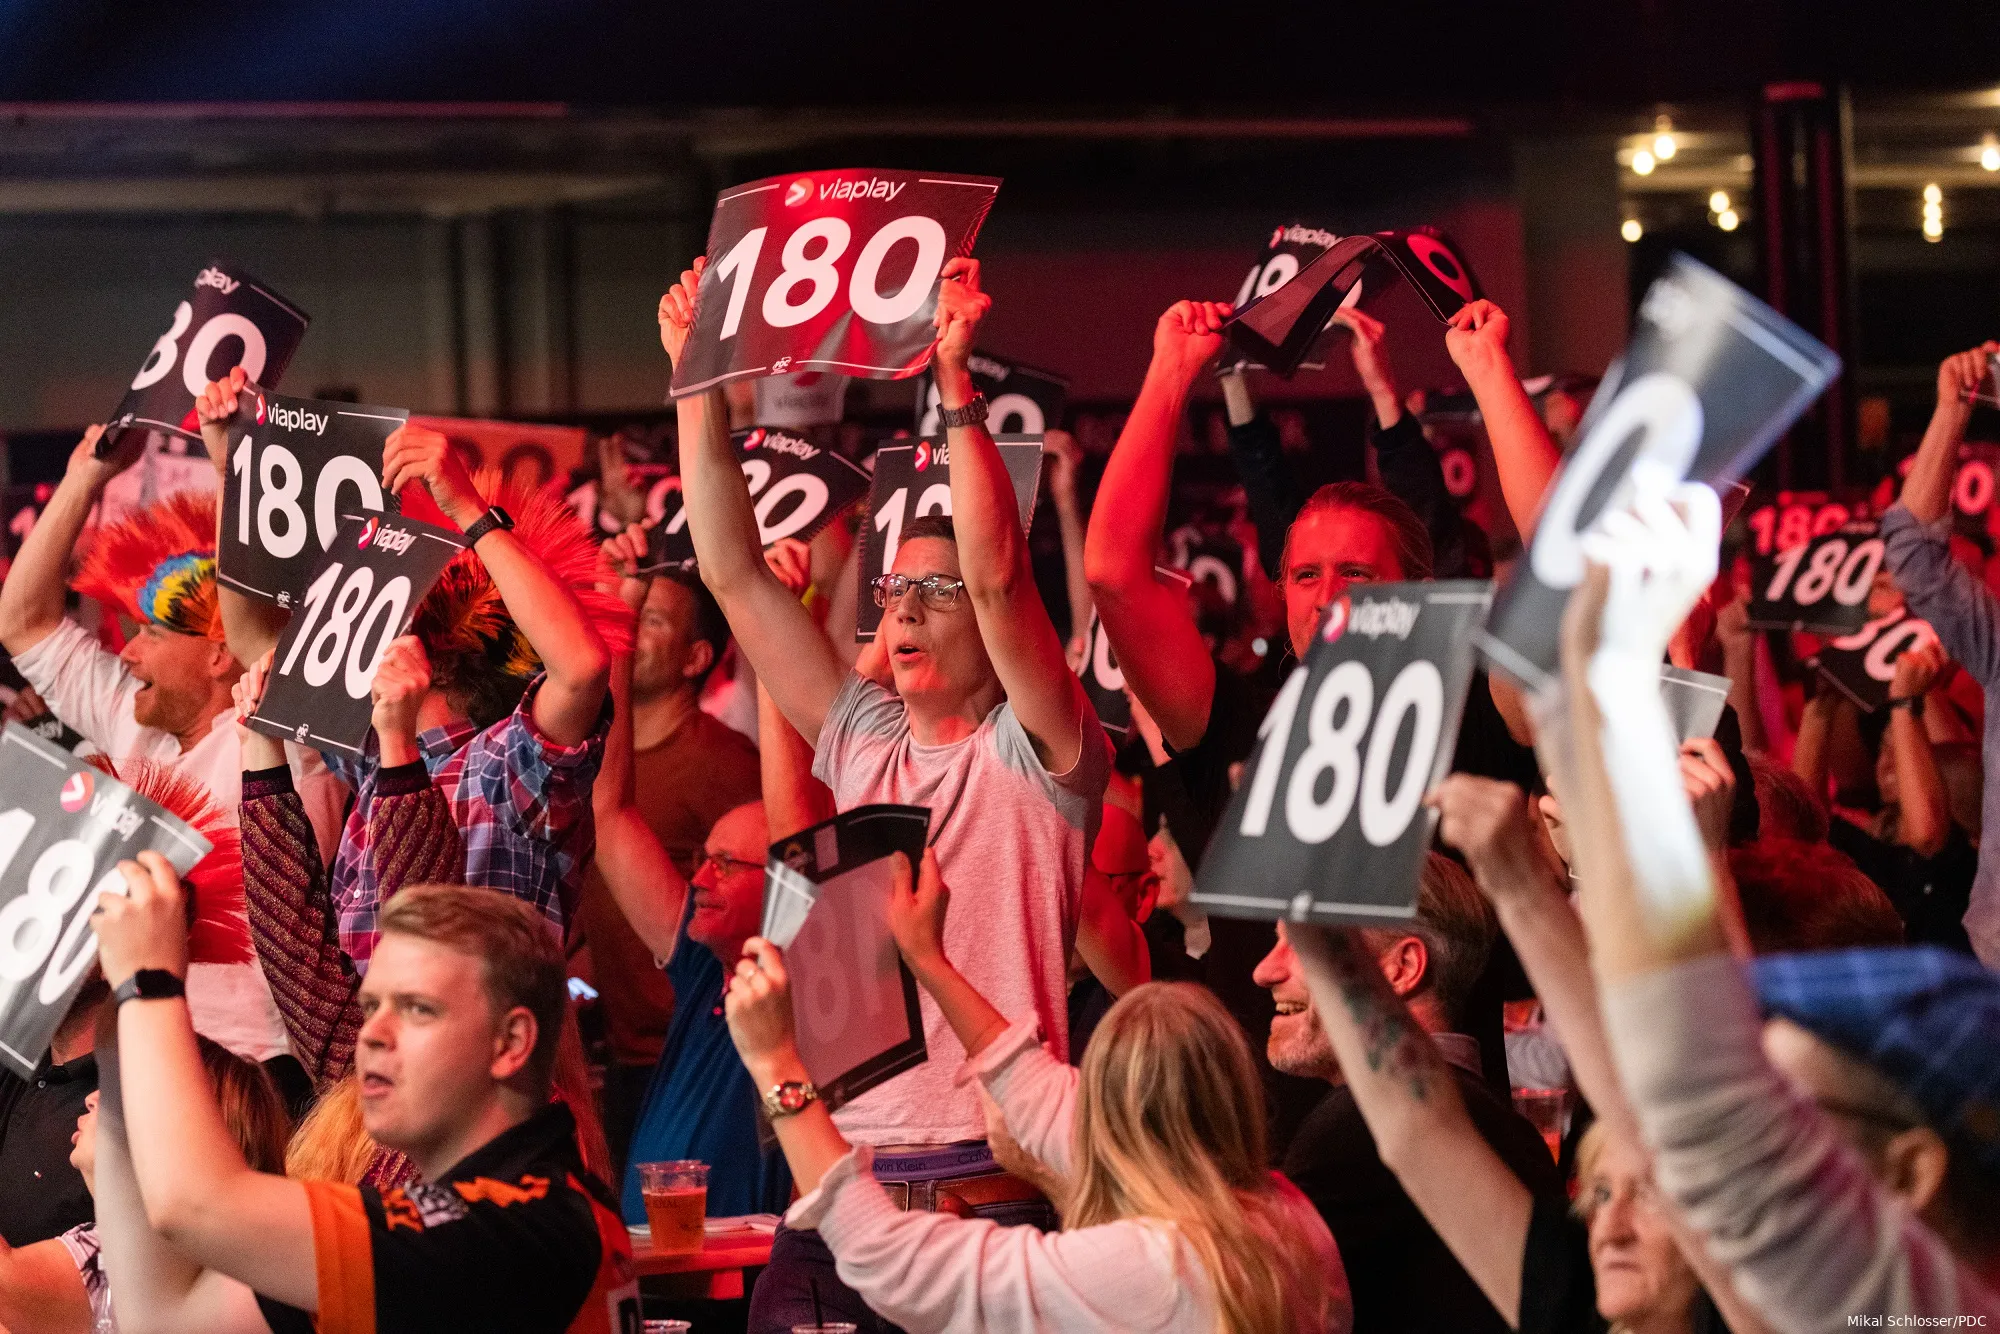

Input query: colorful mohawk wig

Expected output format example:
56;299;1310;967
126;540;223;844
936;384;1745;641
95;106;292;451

73;491;224;641
410;480;633;722
84;754;248;965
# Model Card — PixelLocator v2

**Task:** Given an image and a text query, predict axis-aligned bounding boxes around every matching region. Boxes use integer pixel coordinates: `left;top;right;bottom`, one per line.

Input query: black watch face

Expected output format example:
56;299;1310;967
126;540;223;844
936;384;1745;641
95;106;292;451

492;506;515;529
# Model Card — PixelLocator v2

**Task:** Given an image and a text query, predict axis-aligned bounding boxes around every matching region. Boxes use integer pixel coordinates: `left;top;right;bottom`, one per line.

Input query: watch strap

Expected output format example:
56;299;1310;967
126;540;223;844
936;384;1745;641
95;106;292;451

113;969;186;1006
461;507;513;547
936;394;990;431
762;1079;820;1120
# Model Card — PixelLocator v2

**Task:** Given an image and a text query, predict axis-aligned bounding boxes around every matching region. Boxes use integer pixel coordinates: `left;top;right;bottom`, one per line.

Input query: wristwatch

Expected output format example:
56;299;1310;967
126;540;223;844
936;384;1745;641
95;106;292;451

1888;694;1927;717
461;505;515;547
113;969;186;1006
935;394;990;431
761;1079;819;1119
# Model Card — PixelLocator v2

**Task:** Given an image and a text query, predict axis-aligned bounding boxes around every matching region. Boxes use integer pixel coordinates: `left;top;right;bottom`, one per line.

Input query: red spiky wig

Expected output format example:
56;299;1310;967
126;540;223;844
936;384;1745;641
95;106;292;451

84;754;248;965
72;491;225;641
411;480;633;722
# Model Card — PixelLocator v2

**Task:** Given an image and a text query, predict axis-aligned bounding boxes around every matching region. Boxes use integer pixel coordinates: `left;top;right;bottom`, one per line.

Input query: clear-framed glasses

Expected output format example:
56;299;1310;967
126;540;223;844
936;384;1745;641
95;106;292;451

696;851;764;881
870;573;966;611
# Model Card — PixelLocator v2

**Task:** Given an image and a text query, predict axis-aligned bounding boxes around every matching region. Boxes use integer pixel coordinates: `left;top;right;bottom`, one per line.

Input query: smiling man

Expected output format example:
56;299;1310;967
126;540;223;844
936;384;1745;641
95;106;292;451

90;866;637;1334
619;800;793;1223
0;426;346;1063
1252;853;1558;1334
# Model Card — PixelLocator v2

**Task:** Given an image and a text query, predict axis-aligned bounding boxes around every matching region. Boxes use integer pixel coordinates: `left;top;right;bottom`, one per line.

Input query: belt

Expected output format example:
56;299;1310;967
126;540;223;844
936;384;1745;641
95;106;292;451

869;1141;1047;1216
879;1169;1047;1216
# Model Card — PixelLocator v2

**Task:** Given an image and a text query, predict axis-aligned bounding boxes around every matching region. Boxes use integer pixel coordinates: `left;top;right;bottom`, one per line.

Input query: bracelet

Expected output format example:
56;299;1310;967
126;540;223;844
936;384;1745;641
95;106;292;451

1887;694;1927;716
936;394;990;431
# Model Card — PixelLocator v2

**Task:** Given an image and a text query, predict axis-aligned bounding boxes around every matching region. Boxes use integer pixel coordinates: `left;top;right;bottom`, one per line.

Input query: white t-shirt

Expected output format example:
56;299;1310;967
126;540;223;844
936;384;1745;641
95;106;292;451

812;673;1110;1144
13;618;351;1061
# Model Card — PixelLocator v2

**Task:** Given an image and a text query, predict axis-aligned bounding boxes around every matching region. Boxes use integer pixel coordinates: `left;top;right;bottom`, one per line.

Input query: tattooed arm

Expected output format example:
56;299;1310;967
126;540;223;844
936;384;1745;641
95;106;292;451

1287;923;1537;1327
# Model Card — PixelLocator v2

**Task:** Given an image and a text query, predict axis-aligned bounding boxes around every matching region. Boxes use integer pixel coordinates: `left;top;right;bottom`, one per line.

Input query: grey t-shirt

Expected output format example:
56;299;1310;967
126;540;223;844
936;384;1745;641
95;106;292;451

812;673;1111;1144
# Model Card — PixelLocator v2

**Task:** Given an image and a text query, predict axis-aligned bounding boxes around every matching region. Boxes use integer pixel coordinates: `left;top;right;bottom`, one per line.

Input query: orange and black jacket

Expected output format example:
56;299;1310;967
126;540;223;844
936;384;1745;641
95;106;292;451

256;1102;638;1334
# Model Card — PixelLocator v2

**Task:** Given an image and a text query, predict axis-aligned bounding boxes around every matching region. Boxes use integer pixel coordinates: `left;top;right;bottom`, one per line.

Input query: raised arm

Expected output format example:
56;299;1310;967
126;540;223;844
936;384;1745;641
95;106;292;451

1073;869;1151;999
0;425;134;655
1562;480;2000;1330
1901;344;1993;525
1444;301;1561;538
195;369;287;667
1042;430;1093;649
1428;774;1639;1147
660;262;848;746
94;1013;271;1334
1884;644;1953;858
589;527;691;958
1083;302;1231;749
1339;308;1465;576
383;425;611;746
93;854;321;1311
1883;345;2000;692
757;538;839;840
1286;921;1535;1325
933;259;1089;772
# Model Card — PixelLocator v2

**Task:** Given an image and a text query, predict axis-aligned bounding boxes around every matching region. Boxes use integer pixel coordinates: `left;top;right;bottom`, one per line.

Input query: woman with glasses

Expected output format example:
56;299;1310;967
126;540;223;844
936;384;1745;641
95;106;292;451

662;255;1117;1333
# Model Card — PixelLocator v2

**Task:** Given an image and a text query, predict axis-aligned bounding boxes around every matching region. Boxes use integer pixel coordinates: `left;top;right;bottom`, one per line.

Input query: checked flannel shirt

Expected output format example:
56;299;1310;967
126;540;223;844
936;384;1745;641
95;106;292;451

326;674;609;971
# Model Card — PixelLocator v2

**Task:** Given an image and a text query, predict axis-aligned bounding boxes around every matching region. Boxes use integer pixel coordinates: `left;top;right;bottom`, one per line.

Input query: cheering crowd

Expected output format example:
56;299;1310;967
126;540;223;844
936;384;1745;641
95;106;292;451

0;231;1995;1334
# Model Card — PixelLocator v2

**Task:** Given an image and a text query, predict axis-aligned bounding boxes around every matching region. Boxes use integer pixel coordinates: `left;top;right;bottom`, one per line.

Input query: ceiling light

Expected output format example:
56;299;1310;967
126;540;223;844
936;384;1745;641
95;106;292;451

1983;139;2000;172
1717;209;1740;232
1709;191;1730;214
1621;218;1643;243
1924;183;1943;204
1924;216;1944;241
1631;149;1656;176
1652;114;1677;161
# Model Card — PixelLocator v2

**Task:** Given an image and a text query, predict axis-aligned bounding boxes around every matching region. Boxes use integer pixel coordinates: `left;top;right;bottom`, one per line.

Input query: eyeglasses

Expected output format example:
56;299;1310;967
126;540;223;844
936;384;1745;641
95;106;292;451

695;851;764;880
870;573;967;611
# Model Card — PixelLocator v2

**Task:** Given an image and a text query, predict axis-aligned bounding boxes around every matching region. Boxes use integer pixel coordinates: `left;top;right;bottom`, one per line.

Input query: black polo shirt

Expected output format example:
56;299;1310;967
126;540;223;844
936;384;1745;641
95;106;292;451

0;1052;96;1246
258;1101;638;1334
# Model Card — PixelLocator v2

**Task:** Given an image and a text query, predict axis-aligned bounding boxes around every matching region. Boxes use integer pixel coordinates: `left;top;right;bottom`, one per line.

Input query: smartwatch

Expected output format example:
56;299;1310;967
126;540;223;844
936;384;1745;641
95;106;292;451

935;394;990;431
113;969;186;1006
1888;694;1927;718
461;506;515;547
761;1079;819;1120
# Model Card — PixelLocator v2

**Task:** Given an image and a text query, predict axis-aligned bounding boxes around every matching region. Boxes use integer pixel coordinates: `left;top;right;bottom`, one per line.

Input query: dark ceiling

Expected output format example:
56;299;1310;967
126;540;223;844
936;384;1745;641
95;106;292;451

2;0;1996;108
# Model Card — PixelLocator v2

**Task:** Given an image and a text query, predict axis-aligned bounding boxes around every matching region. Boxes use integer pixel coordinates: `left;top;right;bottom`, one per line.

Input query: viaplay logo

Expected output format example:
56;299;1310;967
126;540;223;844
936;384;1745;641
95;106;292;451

913;441;934;472
1320;595;1351;645
59;770;92;814
254;394;269;425
744;429;766;451
357;516;380;550
784;178;812;207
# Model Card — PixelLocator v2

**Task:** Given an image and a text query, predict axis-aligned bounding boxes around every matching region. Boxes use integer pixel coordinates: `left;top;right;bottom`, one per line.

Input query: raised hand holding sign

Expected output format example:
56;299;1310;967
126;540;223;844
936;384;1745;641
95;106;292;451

1480;254;1841;690
102;262;309;454
1747;519;1885;635
669;168;1002;399
247;513;468;754
218;387;410;606
1195;581;1492;924
646;425;870;572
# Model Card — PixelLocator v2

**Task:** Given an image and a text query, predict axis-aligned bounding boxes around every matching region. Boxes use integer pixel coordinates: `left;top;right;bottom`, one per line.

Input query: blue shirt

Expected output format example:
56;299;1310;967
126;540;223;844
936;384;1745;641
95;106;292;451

620;907;793;1223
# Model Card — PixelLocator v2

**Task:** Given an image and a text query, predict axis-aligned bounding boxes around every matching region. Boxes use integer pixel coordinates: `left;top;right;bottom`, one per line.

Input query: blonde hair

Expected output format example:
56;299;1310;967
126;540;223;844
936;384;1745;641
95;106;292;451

1066;983;1334;1334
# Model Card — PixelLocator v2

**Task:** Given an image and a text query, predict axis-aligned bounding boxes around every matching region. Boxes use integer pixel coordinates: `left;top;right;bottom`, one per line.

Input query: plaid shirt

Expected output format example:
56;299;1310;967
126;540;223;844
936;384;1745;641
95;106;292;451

328;675;608;971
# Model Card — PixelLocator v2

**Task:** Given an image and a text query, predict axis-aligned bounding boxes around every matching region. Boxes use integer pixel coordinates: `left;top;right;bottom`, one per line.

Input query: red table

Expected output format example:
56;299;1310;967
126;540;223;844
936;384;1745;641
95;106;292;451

630;1229;775;1300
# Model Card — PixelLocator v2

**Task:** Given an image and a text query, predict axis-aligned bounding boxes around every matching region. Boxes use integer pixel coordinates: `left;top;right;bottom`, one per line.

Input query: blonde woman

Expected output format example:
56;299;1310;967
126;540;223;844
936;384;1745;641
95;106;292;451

725;849;1349;1334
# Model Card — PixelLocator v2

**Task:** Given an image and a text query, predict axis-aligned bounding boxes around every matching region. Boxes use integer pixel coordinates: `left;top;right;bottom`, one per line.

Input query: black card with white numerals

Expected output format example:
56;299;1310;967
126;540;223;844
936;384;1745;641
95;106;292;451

0;725;211;1077
249;514;467;755
1195;581;1491;925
